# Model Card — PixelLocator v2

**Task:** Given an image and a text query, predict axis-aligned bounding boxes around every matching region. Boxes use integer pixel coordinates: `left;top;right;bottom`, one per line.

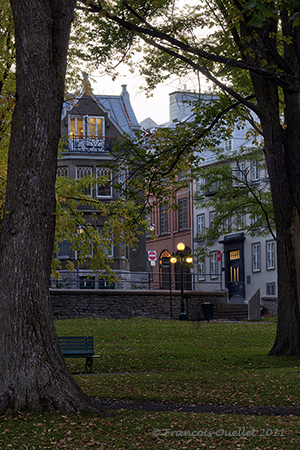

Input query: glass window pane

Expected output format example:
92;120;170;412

77;118;83;139
70;117;75;138
90;118;96;138
97;118;103;138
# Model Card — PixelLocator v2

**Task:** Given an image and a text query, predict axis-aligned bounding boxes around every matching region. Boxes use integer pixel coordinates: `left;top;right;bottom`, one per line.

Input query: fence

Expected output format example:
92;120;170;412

51;270;222;291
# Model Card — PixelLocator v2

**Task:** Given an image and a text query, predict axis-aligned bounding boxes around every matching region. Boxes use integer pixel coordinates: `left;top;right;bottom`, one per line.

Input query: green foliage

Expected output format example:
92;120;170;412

0;0;15;219
53;169;147;280
108;128;195;210
194;146;275;259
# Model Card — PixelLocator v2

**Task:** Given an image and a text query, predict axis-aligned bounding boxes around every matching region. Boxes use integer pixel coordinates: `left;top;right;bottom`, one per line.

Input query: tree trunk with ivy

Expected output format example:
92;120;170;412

0;0;105;414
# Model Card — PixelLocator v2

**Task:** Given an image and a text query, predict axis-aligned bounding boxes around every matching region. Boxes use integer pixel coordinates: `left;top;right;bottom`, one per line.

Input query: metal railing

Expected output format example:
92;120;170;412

62;136;117;154
50;270;222;291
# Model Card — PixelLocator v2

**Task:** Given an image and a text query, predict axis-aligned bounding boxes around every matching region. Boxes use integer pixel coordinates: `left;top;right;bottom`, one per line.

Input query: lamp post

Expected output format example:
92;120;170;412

76;225;84;289
171;243;193;320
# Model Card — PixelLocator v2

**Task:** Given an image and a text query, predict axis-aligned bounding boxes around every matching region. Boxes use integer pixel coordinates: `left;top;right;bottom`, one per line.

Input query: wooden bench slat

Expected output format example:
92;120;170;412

58;336;98;373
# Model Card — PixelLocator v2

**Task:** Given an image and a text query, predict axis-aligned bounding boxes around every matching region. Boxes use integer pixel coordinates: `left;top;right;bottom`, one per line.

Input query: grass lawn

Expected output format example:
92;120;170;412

1;317;300;449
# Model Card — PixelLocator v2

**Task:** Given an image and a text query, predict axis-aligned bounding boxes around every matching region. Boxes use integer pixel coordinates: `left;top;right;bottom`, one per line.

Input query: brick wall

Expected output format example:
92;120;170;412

50;289;227;321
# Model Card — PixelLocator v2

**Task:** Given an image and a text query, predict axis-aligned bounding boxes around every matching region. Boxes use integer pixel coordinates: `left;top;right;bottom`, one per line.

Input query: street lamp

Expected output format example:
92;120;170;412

148;222;156;232
76;225;84;289
170;242;193;320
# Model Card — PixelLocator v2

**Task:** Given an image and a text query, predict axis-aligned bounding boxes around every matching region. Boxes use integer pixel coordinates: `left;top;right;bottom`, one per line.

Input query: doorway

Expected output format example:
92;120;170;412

159;250;171;289
222;233;245;300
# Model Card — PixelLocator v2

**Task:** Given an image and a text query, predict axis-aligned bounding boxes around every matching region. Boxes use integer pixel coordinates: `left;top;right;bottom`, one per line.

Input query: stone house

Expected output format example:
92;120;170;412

53;80;147;289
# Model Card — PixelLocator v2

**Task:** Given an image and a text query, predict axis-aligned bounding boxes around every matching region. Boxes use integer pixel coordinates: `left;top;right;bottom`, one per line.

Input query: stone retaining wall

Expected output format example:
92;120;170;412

260;296;278;316
50;289;227;321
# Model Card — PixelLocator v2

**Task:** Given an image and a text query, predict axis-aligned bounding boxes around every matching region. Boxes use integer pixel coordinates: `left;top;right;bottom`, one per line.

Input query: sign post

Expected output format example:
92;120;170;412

148;250;157;266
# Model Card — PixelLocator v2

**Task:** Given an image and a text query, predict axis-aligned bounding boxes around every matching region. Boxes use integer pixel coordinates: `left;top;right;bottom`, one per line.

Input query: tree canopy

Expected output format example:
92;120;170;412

75;0;300;356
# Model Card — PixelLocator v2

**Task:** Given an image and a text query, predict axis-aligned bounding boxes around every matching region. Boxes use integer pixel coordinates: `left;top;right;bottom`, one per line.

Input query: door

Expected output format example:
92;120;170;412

228;249;243;298
159;250;171;289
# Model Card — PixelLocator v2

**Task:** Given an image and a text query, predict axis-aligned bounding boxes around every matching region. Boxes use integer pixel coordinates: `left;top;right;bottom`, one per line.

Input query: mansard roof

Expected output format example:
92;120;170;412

62;78;140;136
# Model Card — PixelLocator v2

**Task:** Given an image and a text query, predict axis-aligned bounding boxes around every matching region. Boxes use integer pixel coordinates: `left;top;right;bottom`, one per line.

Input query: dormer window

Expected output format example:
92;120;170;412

69;116;104;139
89;117;104;139
70;117;83;139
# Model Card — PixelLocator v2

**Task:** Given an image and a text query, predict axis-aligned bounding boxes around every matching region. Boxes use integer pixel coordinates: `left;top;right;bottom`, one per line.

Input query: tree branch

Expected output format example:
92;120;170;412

78;0;300;89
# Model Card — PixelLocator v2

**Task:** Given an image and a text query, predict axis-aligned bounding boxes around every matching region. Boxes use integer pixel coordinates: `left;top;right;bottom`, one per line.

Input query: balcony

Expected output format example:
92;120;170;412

62;135;118;154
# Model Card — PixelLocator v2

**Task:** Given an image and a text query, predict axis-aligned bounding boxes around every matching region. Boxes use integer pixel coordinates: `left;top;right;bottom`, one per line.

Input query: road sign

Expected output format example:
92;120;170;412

217;250;222;262
148;250;157;261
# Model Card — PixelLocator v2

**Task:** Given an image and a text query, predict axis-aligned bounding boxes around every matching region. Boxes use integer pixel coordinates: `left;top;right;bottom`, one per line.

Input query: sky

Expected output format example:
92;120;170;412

91;71;212;126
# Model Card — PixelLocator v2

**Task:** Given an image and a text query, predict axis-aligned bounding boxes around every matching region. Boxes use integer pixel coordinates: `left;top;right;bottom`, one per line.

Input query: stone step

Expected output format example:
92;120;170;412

214;304;248;321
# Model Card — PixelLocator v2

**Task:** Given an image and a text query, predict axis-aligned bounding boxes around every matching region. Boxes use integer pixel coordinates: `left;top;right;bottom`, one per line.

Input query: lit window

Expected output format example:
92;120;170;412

230;250;240;260
89;117;104;139
70;116;84;139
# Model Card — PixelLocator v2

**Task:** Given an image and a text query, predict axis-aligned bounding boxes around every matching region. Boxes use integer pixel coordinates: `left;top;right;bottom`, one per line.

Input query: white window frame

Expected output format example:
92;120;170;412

76;166;93;196
252;243;260;272
88;116;104;139
266;282;276;296
224;216;231;231
96;167;112;198
251;160;259;181
236;214;245;230
57;167;68;177
224;139;232;152
69;116;84;139
209;211;216;226
210;251;218;279
197;214;205;235
198;261;205;281
97;227;114;258
266;240;275;270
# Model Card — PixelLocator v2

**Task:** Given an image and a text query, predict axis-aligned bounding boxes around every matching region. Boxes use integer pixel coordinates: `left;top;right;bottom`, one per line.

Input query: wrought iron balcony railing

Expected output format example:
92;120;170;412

62;135;118;154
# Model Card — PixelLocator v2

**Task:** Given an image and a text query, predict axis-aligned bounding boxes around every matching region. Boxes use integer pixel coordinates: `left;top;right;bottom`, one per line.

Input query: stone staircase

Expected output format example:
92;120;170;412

214;303;248;321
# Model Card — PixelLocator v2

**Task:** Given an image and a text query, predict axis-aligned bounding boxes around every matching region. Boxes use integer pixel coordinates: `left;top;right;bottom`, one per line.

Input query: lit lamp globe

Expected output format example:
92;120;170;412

177;242;185;252
186;256;193;264
170;255;177;264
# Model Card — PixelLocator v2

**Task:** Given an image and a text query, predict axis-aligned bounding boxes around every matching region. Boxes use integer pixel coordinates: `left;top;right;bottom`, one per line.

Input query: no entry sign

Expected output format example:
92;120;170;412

217;250;222;262
148;250;157;261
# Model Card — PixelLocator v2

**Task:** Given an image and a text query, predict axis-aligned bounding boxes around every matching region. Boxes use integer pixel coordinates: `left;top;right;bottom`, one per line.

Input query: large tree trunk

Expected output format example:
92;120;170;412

239;14;300;356
255;81;300;355
265;89;300;356
0;0;105;414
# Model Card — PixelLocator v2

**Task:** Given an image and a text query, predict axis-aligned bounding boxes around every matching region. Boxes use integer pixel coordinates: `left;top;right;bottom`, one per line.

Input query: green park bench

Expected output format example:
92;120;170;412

58;336;99;373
